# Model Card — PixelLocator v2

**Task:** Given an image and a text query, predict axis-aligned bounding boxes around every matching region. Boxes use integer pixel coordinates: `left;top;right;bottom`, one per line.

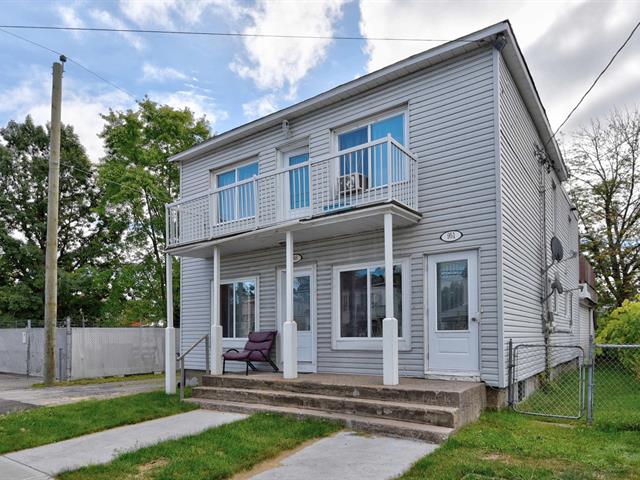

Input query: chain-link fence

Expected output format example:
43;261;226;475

509;340;640;427
0;318;141;329
509;343;585;419
591;344;640;427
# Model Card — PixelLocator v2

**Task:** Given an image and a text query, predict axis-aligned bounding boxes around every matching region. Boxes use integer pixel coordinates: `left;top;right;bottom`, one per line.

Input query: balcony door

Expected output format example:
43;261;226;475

216;160;258;223
283;148;310;218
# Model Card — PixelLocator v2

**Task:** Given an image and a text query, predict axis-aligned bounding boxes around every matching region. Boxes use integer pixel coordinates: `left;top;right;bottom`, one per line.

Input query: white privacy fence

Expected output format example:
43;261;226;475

0;326;179;380
167;136;419;246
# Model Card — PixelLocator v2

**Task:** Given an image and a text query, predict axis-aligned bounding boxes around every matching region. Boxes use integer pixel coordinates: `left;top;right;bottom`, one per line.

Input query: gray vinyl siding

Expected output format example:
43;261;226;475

180;47;501;384
498;54;582;386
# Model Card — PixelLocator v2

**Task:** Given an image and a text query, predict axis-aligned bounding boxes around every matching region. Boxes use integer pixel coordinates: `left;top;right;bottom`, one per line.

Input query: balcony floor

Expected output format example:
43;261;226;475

167;201;420;257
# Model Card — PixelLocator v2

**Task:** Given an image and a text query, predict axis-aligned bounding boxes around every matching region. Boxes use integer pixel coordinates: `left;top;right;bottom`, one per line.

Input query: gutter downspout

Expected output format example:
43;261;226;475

537;146;552;382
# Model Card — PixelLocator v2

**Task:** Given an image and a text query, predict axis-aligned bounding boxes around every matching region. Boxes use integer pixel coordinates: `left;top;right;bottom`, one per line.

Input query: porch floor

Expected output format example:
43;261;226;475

216;372;481;394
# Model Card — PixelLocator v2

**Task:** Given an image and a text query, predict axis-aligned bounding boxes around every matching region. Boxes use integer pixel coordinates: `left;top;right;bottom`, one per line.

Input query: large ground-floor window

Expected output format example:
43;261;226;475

332;258;409;350
218;278;256;338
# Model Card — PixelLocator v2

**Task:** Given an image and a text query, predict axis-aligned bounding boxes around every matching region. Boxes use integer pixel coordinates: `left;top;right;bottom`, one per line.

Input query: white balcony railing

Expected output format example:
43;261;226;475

166;136;418;246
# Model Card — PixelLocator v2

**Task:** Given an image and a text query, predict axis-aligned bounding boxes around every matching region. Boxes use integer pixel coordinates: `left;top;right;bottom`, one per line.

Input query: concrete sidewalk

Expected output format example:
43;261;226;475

0;410;246;479
0;373;163;414
248;432;436;480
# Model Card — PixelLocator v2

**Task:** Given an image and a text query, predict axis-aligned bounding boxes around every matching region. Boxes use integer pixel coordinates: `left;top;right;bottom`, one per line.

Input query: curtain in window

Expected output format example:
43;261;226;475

216;162;258;222
436;260;468;331
288;153;310;210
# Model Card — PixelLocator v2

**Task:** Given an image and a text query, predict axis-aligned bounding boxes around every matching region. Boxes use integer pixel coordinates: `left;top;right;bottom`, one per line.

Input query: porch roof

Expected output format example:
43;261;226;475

166;201;420;257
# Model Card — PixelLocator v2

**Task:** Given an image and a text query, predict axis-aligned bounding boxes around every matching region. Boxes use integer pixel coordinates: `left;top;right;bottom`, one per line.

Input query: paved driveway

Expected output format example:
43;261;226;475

0;373;163;414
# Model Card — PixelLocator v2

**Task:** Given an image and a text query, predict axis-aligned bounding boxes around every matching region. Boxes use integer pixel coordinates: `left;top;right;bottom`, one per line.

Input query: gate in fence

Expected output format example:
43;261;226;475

508;339;640;425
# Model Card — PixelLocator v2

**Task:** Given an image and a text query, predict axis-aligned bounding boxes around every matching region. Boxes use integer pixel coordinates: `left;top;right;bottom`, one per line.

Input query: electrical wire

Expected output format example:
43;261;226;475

545;19;640;148
0;24;485;44
0;27;138;99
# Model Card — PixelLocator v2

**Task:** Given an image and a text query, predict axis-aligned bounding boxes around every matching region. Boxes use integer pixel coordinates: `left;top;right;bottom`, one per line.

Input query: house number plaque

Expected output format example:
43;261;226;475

440;230;463;243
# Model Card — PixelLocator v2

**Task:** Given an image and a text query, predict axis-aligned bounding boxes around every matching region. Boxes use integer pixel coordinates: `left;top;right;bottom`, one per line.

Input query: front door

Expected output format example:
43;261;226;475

278;266;316;372
427;250;480;375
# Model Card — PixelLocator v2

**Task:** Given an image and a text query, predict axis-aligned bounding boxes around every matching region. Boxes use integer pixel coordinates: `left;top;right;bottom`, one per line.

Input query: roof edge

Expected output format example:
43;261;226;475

169;21;508;163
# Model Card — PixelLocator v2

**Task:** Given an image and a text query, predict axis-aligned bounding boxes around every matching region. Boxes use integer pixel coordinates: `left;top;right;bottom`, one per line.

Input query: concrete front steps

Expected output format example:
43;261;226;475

189;373;485;443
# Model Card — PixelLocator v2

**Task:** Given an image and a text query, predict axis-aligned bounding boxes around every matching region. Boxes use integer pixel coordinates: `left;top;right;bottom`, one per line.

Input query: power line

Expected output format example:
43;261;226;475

546;19;640;147
0;27;138;99
0;24;485;44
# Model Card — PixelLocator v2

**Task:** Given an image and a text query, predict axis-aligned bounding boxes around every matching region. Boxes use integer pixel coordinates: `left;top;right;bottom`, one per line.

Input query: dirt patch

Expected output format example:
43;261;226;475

129;458;169;479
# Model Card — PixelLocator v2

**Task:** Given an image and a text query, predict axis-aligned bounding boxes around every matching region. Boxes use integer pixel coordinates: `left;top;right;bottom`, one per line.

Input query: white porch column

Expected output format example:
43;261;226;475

383;213;399;385
165;253;176;394
210;246;223;375
283;231;298;379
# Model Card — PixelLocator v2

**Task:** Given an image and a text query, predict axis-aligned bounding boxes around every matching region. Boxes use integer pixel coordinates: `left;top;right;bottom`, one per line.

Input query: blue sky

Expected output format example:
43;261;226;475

1;0;639;161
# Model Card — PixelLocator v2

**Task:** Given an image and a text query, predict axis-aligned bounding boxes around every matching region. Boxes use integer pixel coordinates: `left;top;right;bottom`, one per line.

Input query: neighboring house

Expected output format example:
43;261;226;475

163;20;596;406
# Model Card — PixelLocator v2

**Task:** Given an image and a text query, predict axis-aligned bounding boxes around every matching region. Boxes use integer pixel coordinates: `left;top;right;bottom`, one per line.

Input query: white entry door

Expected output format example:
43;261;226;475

278;266;316;372
427;250;480;375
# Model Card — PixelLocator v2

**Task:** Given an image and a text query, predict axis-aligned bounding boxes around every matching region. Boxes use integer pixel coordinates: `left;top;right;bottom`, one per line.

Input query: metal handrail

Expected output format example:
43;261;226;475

177;334;210;400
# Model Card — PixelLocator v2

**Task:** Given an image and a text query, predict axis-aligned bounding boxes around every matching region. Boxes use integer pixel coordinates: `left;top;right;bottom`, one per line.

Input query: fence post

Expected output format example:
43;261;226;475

587;335;594;424
66;317;72;380
507;338;514;407
58;347;63;381
26;320;31;377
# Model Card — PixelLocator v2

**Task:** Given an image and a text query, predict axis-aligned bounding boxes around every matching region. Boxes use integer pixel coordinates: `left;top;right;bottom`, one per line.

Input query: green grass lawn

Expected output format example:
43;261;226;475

0;390;196;454
401;360;640;480
58;413;341;480
32;372;164;388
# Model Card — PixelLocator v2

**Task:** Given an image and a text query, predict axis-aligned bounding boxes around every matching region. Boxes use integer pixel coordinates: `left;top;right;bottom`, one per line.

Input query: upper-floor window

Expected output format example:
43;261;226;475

216;160;259;222
336;111;406;188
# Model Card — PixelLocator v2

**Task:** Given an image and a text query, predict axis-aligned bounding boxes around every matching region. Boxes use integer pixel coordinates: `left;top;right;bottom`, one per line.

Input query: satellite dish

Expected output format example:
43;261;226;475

551;273;564;294
550;236;564;262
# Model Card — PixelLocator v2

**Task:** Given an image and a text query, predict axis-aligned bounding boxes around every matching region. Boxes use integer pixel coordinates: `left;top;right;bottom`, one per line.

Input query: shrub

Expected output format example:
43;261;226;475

597;299;640;378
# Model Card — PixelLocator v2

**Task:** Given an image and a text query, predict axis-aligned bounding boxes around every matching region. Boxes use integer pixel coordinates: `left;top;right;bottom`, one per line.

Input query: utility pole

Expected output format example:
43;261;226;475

43;56;65;385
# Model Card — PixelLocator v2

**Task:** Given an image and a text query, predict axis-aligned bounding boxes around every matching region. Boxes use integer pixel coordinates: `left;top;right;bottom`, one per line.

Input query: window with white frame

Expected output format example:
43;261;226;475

218;279;256;338
335;110;406;188
214;160;259;223
336;262;404;339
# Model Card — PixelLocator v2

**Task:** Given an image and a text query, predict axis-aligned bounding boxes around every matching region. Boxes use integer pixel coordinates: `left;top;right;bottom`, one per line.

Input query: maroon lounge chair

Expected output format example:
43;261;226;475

223;331;279;375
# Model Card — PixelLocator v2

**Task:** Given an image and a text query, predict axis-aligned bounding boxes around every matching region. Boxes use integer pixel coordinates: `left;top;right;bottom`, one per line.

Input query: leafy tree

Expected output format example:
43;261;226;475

567;109;640;310
0;116;118;325
597;298;640;378
98;98;210;325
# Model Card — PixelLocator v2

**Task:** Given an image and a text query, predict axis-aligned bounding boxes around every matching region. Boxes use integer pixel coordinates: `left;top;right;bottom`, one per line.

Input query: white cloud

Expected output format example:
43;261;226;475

56;4;85;38
242;94;278;120
152;89;229;126
358;0;640;131
142;63;189;82
89;9;146;51
358;0;574;73
0;67;132;161
118;0;243;29
229;0;348;97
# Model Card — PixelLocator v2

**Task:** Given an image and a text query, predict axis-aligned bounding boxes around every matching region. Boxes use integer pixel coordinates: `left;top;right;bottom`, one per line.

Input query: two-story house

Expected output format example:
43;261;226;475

162;21;595;430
